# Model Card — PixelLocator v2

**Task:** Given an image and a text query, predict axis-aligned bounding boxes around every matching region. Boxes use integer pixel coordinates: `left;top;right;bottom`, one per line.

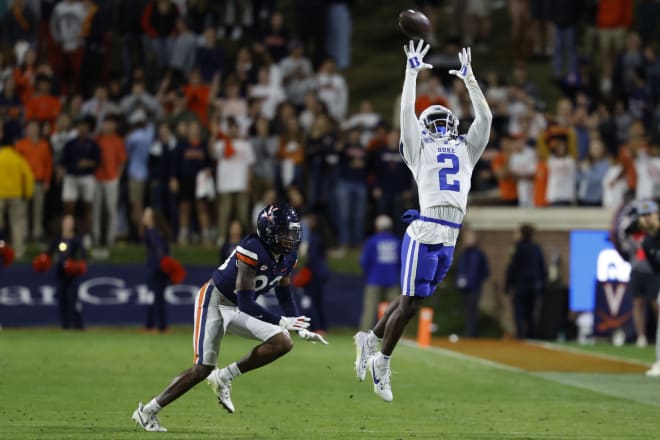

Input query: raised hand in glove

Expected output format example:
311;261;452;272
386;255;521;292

279;316;311;331
448;47;473;81
403;39;433;73
298;329;329;345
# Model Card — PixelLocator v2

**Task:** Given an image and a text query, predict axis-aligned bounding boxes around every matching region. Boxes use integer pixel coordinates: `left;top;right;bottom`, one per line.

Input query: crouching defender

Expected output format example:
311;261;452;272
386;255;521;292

354;41;492;402
132;203;327;432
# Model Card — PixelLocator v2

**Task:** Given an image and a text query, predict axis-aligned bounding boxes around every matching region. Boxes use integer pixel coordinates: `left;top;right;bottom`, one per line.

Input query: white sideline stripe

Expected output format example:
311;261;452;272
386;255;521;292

399;339;522;372
401;339;660;409
526;340;652;367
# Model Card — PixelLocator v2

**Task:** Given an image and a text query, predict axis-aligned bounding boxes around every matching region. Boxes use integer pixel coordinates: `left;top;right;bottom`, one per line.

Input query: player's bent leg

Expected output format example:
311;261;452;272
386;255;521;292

381;296;424;355
236;332;293;373
369;296;425;402
372;296;402;339
157;364;214;407
356;297;400;382
133;364;214;432
208;333;292;413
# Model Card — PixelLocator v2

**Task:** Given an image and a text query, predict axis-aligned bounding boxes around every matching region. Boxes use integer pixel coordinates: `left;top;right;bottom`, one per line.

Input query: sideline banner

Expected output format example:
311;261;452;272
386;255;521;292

0;265;364;328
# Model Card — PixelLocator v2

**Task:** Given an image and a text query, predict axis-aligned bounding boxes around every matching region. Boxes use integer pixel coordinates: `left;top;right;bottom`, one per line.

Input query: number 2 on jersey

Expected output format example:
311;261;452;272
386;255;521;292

437;153;460;192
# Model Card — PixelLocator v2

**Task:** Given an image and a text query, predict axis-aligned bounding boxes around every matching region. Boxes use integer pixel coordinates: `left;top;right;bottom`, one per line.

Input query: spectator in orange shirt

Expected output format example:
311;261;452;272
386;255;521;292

15;119;52;241
183;69;219;127
597;0;633;61
491;136;518;205
13;47;37;105
93;115;127;251
596;0;634;90
24;75;62;128
533;161;549;207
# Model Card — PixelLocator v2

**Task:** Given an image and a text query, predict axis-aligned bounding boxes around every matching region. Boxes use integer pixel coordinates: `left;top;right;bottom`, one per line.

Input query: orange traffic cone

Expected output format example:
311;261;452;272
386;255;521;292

417;307;434;347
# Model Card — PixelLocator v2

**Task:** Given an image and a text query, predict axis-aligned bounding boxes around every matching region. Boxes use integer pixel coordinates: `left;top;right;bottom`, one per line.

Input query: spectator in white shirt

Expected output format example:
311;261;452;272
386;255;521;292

279;40;315;108
49;0;86;87
214;117;255;246
508;134;537;207
81;85;120;134
315;58;348;121
602;151;629;209
248;66;285;120
546;137;576;205
342;100;382;147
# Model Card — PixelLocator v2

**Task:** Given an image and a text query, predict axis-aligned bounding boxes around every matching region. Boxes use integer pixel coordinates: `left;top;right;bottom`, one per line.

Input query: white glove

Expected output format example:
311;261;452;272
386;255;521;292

298;329;329;345
279;316;311;331
403;39;433;73
448;47;473;81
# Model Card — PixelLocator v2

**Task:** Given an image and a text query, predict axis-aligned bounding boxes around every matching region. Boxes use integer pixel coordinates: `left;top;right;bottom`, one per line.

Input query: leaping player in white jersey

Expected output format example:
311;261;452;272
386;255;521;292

354;40;492;402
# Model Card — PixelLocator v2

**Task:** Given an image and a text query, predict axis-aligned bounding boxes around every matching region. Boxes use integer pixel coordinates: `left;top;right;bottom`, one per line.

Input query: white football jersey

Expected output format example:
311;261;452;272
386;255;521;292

399;69;492;245
401;132;477;213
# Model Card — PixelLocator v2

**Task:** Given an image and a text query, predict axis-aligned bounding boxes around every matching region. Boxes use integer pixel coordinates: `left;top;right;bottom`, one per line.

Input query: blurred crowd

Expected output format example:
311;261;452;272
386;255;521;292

420;0;660;208
0;0;382;260
1;0;660;263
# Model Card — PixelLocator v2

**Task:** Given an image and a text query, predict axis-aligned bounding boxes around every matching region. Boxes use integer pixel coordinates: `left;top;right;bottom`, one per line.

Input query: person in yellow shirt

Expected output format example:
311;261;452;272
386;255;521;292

0;132;35;259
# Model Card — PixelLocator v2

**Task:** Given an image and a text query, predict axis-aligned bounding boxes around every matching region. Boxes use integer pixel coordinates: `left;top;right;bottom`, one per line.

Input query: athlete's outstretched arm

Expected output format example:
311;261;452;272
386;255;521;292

235;261;310;331
400;40;432;165
449;47;492;164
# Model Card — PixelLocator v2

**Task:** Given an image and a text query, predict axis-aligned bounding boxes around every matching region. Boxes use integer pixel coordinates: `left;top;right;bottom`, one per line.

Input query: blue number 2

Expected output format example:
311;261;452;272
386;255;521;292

437;153;460;192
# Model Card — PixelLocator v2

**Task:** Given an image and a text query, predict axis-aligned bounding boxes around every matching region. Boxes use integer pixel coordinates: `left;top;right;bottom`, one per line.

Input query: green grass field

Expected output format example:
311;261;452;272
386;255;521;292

2;329;660;439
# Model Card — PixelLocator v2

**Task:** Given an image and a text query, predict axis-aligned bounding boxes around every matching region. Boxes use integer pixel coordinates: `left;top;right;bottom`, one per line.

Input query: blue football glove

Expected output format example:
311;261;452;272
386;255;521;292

448;47;473;81
403;39;433;73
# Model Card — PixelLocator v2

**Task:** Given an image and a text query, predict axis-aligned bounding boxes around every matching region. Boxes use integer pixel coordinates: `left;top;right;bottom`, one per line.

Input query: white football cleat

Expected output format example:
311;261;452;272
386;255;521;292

368;355;393;402
132;402;167;432
646;361;660;377
354;332;376;381
207;370;235;413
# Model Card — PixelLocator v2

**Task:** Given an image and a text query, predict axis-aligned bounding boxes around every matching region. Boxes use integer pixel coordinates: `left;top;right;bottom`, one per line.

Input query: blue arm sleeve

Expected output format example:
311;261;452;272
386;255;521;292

275;285;299;317
236;289;281;325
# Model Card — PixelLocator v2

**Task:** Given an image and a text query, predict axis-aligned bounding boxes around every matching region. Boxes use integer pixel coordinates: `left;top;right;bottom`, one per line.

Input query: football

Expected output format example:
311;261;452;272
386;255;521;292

398;9;431;40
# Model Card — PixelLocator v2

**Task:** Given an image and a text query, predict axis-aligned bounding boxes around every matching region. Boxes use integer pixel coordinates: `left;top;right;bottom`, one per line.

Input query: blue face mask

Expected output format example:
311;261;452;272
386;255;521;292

426;119;451;139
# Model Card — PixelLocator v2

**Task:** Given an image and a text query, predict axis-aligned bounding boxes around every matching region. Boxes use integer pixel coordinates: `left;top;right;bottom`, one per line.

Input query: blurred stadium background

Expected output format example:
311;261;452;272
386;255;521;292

2;0;660;438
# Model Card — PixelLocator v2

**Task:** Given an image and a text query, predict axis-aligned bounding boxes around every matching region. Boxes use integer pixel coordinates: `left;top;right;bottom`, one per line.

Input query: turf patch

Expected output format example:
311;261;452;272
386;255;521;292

429;338;647;373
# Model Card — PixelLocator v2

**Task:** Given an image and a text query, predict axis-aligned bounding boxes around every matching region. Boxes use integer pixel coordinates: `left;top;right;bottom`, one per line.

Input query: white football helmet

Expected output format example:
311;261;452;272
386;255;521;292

418;105;459;139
